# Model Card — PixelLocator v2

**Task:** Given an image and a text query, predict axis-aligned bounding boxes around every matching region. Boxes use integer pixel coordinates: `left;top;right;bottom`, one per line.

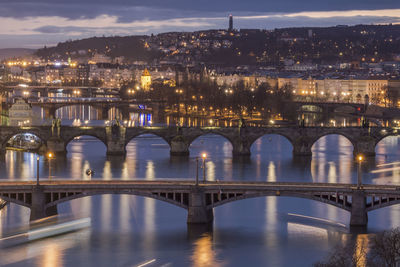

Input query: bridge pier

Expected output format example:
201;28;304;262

44;107;57;119
350;191;368;227
99;107;109;120
187;188;213;224
232;140;251;157
353;138;376;157
151;103;166;124
170;136;189;156
46;137;66;155
292;137;313;157
106;126;126;156
106;140;126;155
30;187;58;221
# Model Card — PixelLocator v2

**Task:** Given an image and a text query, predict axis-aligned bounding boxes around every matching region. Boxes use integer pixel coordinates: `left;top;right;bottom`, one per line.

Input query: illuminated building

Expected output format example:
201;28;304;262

228;14;233;32
141;68;152;91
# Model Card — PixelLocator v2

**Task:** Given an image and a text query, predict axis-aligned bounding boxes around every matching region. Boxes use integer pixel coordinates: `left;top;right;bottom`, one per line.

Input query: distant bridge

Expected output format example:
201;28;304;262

0;125;397;157
291;101;365;114
27;98;166;120
0;180;398;226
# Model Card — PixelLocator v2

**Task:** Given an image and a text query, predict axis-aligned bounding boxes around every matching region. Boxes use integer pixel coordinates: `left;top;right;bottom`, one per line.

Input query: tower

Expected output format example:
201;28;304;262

141;68;152;91
229;14;233;32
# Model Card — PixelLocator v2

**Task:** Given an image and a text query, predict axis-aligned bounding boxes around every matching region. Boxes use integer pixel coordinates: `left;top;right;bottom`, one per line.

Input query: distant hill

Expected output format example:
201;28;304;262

35;25;400;65
35;36;160;62
0;48;35;60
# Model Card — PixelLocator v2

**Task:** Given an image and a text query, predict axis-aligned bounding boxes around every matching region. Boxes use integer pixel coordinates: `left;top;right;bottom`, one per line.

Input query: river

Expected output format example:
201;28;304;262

1;131;400;266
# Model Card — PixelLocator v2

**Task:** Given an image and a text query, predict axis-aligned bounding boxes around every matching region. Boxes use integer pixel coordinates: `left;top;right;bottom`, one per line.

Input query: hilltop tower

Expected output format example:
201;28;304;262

229;14;233;32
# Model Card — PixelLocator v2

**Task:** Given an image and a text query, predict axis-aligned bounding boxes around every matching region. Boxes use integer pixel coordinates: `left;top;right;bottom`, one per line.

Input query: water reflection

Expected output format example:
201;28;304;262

38;243;63;267
191;233;219;267
2;135;400;266
354;234;369;267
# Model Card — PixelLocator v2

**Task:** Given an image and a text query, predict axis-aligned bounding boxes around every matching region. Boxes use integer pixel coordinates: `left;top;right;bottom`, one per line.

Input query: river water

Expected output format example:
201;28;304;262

1;108;400;266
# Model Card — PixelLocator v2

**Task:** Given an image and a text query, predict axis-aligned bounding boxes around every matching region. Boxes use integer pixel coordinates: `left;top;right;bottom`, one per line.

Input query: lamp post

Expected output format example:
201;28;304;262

357;154;364;189
202;153;207;182
36;155;40;186
47;152;54;179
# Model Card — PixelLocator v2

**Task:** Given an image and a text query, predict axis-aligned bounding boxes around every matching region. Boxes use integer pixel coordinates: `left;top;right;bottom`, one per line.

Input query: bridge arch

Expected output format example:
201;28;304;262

125;132;171;147
64;134;107;153
54;104;108;120
334;105;357;113
374;134;400;157
299;105;323;113
249;133;294;155
1;131;46;152
44;191;189;210
125;133;171;157
311;133;355;155
189;133;234;156
208;192;351;212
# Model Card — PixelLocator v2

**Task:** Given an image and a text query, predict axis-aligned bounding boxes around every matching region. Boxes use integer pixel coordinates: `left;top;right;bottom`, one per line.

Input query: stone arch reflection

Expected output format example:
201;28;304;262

250;134;293;158
125;133;170;159
311;134;353;183
190;133;233;159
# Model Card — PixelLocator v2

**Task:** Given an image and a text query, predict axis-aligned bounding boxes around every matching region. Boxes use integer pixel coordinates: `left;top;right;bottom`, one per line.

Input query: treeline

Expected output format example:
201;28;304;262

315;227;400;267
121;77;295;121
35;36;161;61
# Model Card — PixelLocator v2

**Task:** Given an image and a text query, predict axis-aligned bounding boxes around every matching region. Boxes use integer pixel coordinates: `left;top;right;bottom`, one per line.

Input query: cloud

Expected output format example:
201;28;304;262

0;0;399;20
1;6;400;48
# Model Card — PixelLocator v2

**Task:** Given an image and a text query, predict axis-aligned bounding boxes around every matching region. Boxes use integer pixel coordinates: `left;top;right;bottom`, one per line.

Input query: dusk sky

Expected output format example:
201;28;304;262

0;0;400;48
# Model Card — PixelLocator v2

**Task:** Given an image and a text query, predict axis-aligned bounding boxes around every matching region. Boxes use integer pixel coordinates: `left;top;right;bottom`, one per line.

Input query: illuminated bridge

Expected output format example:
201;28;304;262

0;125;398;157
0;180;399;226
28;98;165;120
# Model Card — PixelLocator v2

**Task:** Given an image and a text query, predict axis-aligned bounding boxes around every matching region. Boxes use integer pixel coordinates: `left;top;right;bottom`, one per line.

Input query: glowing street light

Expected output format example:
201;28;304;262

36;155;40;186
357;154;364;189
47;152;54;179
202;153;207;182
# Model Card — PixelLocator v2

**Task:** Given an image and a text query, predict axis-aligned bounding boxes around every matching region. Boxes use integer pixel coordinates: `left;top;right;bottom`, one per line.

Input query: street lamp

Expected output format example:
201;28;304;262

36;155;40;186
357;154;364;189
202;153;207;182
47;152;54;179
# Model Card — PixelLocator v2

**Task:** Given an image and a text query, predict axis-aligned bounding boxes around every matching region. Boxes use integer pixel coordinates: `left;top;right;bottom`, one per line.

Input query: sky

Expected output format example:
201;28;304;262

0;0;400;48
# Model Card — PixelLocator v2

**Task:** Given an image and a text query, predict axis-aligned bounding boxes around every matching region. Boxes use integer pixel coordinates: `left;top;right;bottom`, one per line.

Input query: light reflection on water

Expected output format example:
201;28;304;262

1;134;400;266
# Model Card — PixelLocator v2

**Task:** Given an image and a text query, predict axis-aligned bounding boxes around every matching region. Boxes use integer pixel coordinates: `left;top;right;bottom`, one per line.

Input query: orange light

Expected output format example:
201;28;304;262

357;154;364;163
201;153;207;159
47;152;54;159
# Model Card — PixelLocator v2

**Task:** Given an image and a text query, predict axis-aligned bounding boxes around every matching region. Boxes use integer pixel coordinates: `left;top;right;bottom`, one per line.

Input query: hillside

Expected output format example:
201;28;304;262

35;25;400;65
35;36;161;62
0;48;35;60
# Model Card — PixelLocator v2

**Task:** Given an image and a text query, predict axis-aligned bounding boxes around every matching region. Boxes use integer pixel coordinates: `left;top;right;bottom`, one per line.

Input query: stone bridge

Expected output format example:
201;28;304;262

0;125;397;158
28;99;165;121
1;180;399;226
292;101;365;114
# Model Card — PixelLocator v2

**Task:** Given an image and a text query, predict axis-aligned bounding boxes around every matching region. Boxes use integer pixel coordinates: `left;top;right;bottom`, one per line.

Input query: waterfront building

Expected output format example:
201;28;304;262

8;98;34;126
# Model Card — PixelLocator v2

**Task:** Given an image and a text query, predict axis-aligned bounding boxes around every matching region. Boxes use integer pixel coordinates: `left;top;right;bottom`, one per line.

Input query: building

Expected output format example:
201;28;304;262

141;68;152;90
8;98;34;126
89;53;112;64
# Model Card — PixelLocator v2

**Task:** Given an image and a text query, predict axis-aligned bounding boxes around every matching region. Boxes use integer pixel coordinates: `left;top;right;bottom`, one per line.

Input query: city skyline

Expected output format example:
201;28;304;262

0;0;399;48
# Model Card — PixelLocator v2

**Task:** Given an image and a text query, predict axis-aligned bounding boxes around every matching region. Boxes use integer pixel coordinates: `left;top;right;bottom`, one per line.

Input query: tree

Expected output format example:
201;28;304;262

369;228;400;267
314;227;400;267
383;85;400;108
313;242;367;267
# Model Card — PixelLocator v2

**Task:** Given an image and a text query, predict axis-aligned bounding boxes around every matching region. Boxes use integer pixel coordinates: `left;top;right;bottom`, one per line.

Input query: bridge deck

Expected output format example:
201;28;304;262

0;180;399;193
